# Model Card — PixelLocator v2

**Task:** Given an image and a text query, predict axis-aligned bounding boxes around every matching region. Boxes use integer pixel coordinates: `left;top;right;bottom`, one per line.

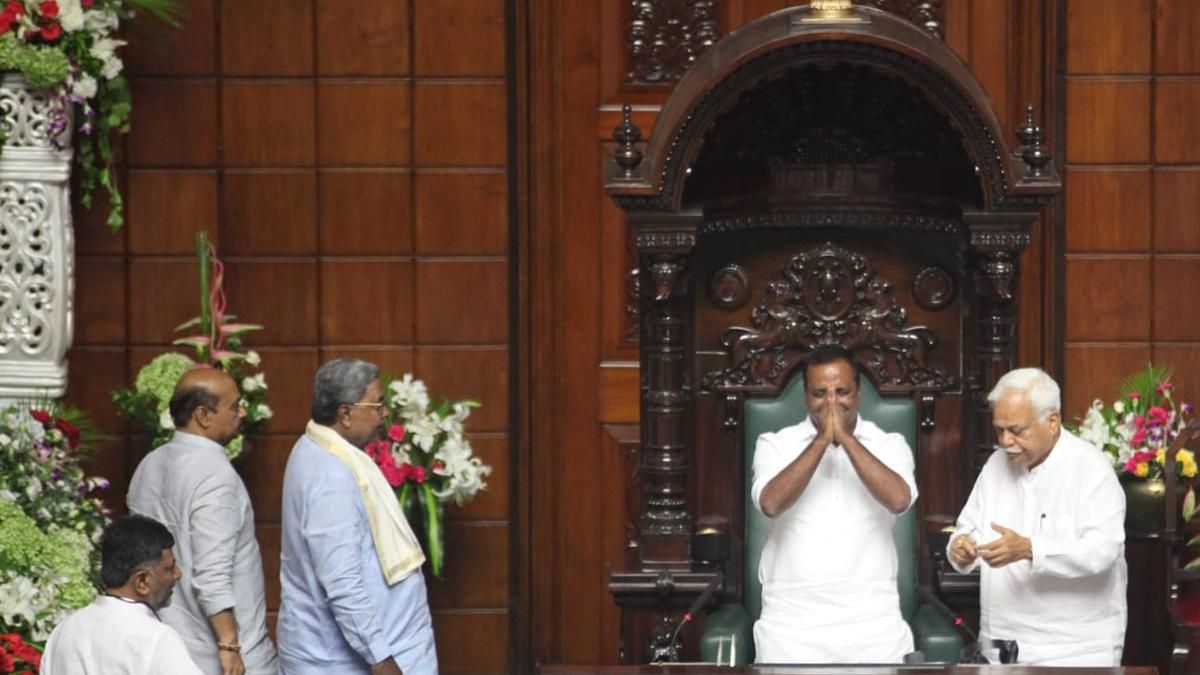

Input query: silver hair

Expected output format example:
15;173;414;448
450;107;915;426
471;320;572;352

987;367;1061;421
311;358;380;424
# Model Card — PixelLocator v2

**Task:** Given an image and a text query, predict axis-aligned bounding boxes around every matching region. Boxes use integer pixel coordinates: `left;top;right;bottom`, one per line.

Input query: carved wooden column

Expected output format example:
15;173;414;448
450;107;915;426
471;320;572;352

965;221;1030;468
638;242;693;568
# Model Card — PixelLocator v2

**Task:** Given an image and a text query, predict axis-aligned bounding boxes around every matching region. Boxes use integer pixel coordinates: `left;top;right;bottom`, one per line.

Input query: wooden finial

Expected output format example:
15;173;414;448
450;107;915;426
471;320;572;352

613;104;644;176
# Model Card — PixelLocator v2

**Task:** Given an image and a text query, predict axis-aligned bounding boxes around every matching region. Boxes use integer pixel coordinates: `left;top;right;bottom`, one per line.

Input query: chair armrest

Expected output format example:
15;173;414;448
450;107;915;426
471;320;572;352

698;603;754;665
909;602;963;664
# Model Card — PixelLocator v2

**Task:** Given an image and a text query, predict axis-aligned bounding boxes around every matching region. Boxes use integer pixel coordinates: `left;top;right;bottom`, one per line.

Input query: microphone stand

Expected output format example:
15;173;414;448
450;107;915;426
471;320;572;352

650;569;725;664
915;584;1018;664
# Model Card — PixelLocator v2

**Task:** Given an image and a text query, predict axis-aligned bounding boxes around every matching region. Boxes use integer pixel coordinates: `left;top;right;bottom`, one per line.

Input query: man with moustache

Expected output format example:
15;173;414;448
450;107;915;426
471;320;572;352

751;345;918;663
947;367;1127;666
42;515;205;674
277;358;436;675
128;367;278;675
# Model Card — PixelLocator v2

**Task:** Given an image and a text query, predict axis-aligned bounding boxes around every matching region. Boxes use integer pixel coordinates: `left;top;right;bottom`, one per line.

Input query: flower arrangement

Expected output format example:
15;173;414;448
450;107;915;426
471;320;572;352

1075;364;1195;480
0;631;42;673
113;232;271;460
364;373;492;577
0;0;178;229
0;403;108;659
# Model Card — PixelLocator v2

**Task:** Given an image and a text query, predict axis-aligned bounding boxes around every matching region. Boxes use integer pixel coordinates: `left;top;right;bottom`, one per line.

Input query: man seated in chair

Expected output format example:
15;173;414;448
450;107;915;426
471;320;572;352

947;367;1127;666
751;345;918;663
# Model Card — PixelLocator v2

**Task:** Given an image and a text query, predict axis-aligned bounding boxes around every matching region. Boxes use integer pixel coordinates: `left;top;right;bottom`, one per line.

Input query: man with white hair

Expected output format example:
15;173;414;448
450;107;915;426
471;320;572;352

947;367;1127;666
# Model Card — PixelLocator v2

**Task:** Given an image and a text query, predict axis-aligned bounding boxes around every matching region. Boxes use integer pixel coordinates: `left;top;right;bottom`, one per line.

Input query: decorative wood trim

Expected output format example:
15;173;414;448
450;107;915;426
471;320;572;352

702;241;957;394
623;0;722;87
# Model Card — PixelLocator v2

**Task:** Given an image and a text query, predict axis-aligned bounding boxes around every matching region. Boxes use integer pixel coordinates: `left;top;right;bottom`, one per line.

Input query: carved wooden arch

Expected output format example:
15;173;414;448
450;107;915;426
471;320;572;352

605;4;1057;211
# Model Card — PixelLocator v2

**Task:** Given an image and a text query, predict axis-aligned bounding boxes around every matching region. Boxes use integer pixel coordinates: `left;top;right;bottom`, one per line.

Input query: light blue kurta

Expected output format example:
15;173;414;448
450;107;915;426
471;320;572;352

277;433;437;675
128;431;278;675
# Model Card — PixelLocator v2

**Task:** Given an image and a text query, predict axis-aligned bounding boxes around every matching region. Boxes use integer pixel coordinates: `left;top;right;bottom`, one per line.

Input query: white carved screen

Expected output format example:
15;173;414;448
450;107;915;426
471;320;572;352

0;74;73;399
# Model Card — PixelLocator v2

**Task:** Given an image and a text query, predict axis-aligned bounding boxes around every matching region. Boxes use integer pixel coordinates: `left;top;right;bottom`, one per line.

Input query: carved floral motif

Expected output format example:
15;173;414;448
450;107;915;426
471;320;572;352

625;0;721;85
703;242;955;392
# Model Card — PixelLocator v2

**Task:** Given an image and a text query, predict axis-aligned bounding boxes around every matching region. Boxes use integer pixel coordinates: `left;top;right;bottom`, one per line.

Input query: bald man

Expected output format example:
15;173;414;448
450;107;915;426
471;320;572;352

129;367;279;675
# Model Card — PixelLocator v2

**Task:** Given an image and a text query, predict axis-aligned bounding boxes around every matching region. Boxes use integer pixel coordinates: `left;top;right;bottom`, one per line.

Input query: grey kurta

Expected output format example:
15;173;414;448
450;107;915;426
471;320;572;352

129;431;278;675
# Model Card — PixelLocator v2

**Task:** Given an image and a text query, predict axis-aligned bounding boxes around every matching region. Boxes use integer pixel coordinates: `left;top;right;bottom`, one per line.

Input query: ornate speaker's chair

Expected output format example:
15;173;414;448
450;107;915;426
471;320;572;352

602;4;1061;664
697;375;962;665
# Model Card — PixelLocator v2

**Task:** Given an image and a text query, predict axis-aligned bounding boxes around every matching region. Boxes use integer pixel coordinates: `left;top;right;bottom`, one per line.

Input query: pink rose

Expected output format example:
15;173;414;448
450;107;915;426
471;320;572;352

388;424;406;443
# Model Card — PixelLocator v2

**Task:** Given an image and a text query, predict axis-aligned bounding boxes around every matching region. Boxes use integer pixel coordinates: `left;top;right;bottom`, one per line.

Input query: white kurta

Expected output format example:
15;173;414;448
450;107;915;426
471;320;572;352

948;429;1127;666
128;432;278;675
750;416;918;664
41;595;205;675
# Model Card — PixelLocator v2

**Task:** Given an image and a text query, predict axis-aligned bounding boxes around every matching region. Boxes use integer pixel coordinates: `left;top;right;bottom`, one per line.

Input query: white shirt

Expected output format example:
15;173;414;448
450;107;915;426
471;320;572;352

949;428;1127;666
750;416;918;663
41;595;205;675
128;432;278;675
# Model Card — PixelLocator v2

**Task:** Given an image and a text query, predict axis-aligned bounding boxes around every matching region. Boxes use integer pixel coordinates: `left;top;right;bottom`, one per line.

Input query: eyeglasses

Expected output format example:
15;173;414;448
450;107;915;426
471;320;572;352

346;401;387;414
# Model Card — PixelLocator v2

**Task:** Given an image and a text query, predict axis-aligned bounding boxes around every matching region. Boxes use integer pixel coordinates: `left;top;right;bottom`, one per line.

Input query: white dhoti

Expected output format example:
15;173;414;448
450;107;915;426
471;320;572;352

754;580;913;664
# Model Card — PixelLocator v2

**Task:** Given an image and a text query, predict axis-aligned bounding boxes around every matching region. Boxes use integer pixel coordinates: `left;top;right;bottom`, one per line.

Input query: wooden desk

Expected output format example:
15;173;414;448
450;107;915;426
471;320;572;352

540;666;1157;675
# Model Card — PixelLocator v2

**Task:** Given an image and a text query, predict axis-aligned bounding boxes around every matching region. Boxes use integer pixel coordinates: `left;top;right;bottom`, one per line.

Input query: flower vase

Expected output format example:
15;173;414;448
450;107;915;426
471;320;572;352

0;74;73;400
1122;477;1166;537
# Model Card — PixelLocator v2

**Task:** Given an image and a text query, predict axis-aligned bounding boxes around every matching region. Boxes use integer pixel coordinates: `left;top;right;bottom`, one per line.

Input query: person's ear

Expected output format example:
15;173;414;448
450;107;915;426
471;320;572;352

193;406;212;430
131;568;152;596
1047;411;1061;431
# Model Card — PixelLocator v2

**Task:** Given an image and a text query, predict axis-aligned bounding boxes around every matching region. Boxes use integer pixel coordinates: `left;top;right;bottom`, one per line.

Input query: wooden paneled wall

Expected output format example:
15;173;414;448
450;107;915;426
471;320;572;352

1062;0;1200;420
66;1;512;672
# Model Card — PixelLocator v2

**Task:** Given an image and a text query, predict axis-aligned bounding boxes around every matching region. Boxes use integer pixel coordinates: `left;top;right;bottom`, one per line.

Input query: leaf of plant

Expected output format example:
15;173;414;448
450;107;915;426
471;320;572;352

1184;487;1197;522
174;316;203;332
1187;533;1200;548
1185;557;1200;571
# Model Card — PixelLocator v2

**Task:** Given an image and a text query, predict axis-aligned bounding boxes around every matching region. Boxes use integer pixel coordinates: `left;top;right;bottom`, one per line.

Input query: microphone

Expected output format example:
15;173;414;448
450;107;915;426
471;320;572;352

915;585;1018;664
915;584;977;643
653;569;725;663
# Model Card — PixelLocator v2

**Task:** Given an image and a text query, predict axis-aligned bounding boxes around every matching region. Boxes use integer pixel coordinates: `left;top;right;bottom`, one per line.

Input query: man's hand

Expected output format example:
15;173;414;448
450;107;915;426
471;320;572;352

977;522;1033;568
816;401;835;444
826;400;853;446
947;532;978;567
371;657;404;675
217;650;245;675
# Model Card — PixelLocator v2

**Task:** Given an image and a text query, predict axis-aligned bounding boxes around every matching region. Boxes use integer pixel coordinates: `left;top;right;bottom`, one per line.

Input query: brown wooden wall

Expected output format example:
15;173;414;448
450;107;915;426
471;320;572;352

58;0;1200;672
1062;0;1200;420
65;1;512;672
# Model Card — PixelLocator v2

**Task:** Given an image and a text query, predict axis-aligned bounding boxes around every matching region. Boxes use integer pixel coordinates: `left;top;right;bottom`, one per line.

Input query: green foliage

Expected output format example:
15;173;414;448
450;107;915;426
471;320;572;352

0;34;70;88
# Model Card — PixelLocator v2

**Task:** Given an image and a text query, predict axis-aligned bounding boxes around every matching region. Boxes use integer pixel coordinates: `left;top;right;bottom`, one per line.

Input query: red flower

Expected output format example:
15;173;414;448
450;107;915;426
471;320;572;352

1131;429;1148;448
387;423;406;443
55;418;80;449
39;21;60;41
30;410;51;424
0;16;11;33
410;465;427;484
1149;406;1170;424
380;464;404;487
5;1;23;17
82;0;91;6
0;650;14;672
39;0;57;18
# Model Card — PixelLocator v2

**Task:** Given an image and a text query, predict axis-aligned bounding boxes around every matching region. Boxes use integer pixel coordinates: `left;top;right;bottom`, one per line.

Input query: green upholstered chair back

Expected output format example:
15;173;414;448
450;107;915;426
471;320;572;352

742;374;918;623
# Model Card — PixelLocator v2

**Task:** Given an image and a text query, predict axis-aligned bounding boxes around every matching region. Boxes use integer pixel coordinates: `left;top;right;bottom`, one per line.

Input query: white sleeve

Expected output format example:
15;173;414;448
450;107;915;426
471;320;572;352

151;628;206;675
871;432;918;511
750;433;787;516
948;464;987;574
